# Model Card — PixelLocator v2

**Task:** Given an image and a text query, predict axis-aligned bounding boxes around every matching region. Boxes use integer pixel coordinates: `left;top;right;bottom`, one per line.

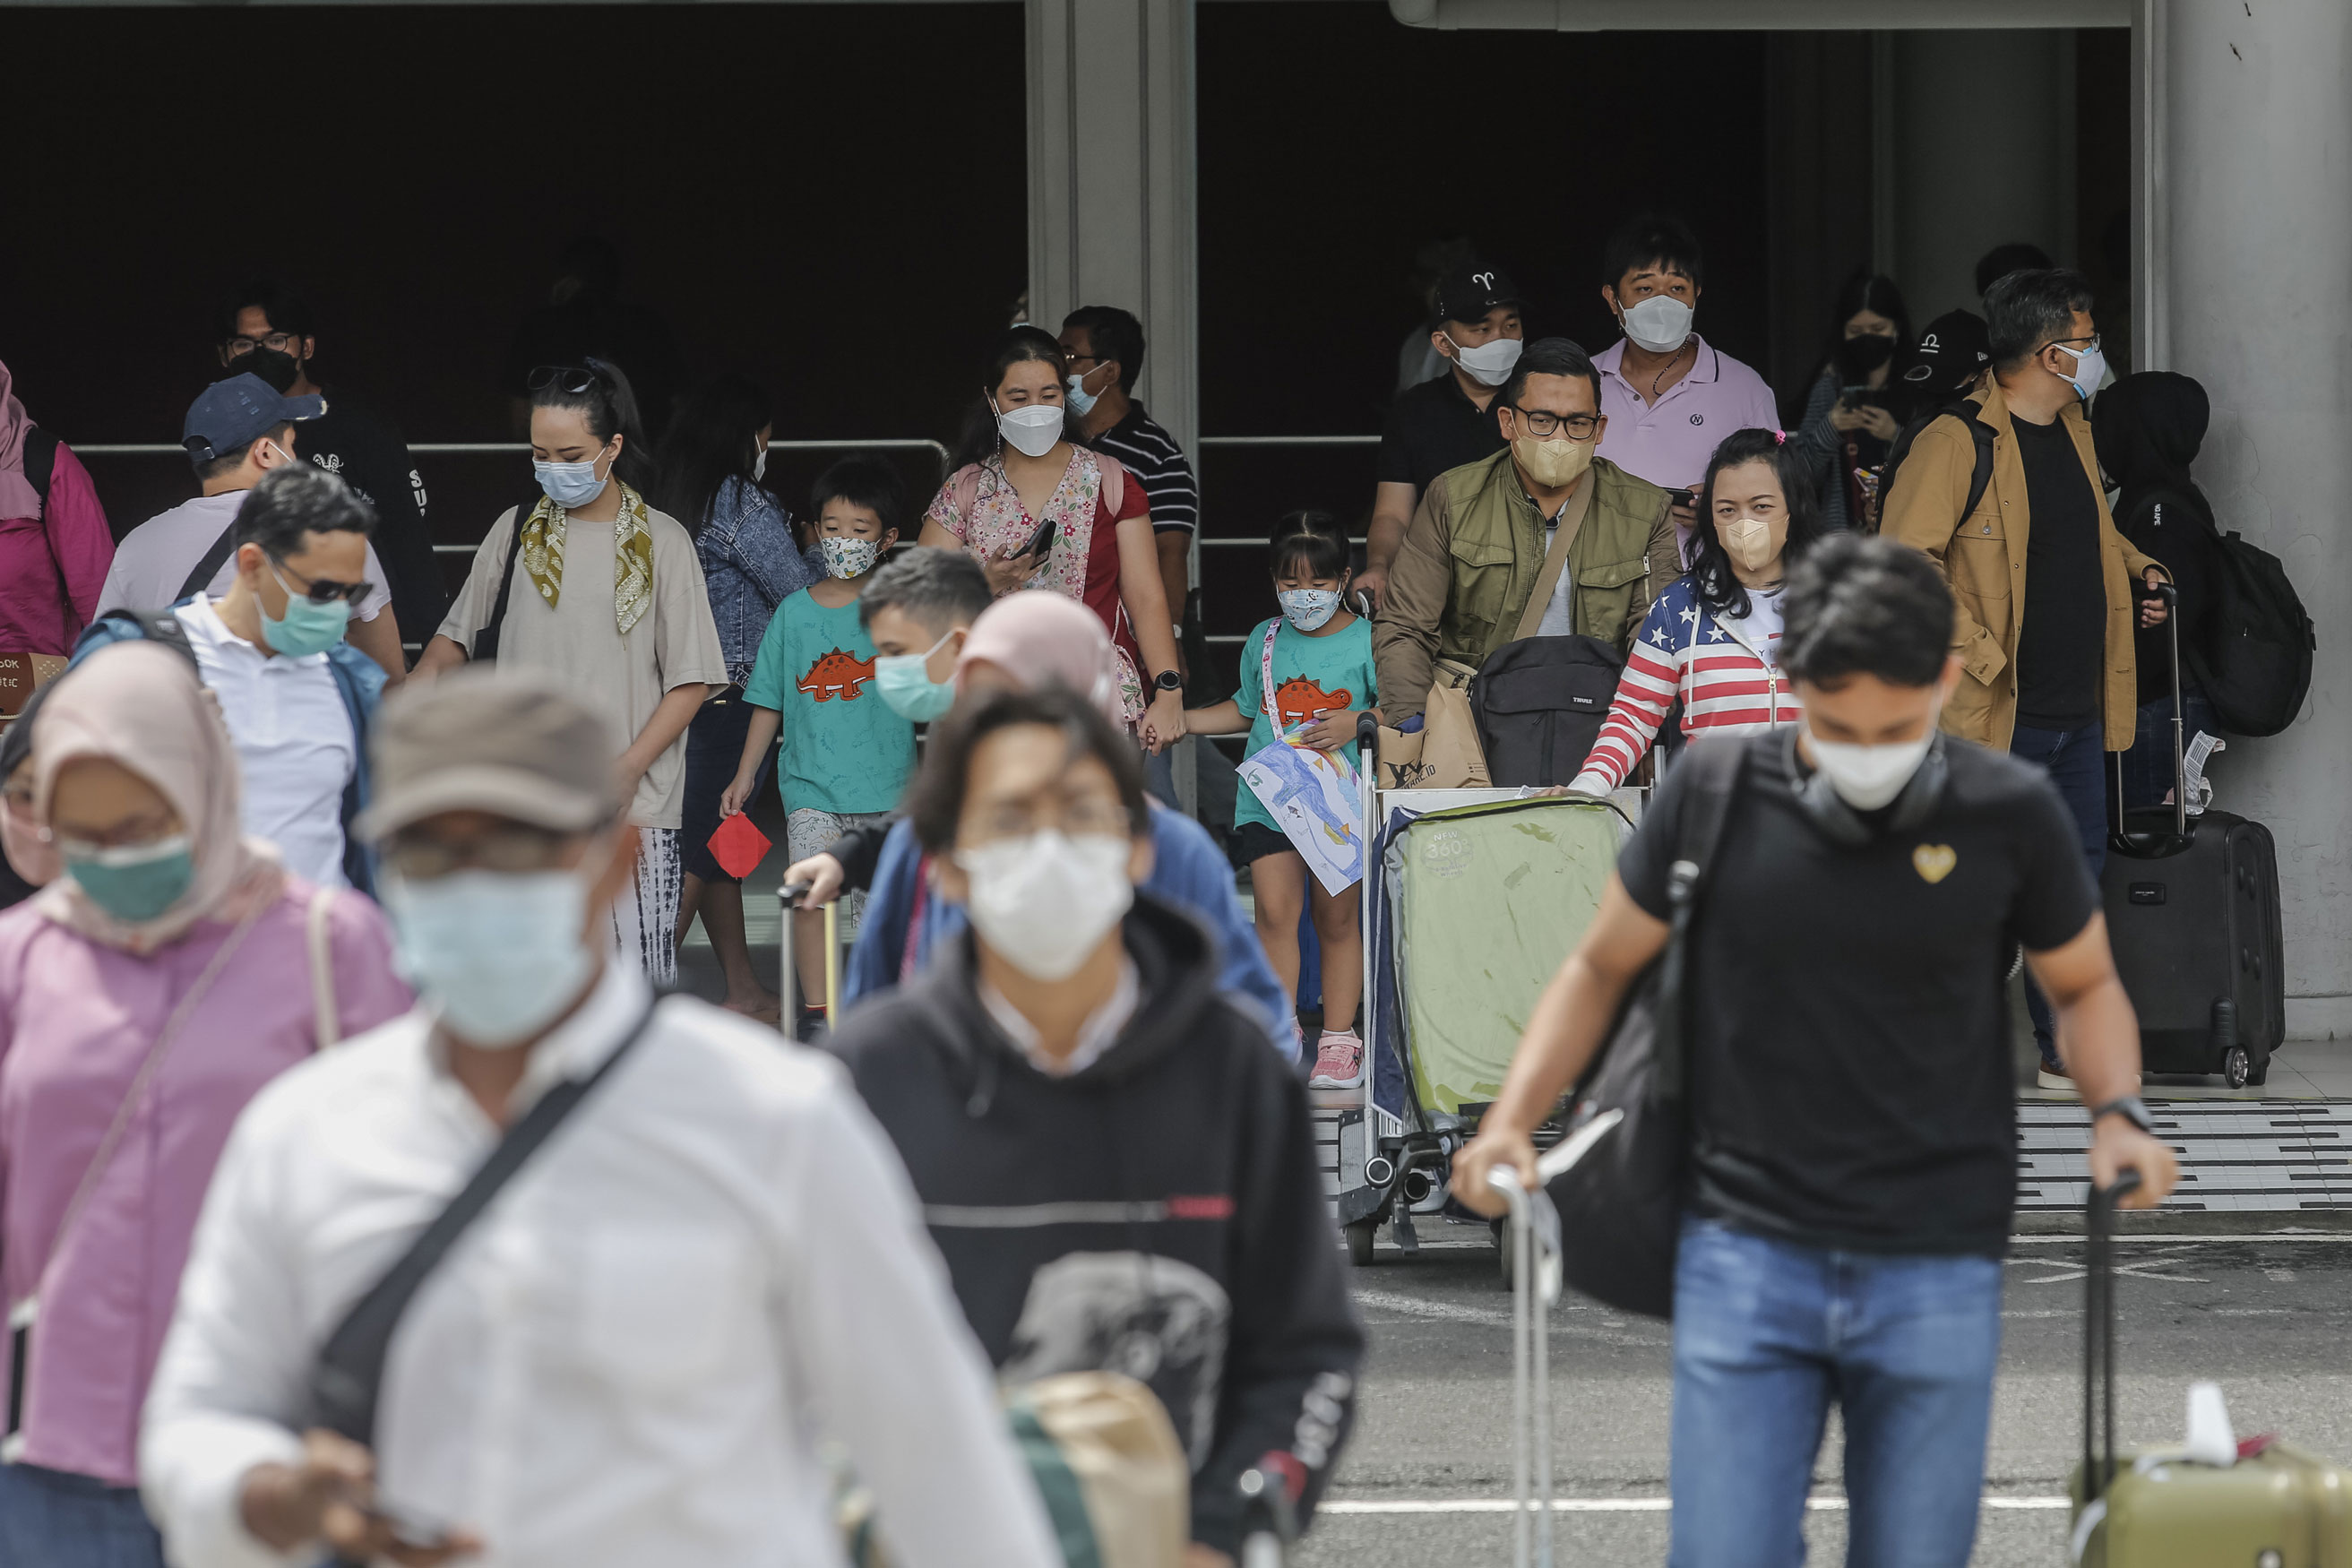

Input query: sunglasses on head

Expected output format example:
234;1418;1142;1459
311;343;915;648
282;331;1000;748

528;364;608;396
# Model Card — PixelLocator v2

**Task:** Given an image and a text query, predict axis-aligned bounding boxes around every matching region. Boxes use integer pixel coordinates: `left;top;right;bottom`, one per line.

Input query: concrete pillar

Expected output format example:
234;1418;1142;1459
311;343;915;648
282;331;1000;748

2143;0;2352;1038
1024;0;1198;460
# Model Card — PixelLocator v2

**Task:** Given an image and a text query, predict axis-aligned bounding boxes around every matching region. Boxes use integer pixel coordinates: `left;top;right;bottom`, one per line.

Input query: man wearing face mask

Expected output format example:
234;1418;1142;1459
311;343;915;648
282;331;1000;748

218;280;446;658
1360;266;1525;607
831;684;1364;1567
1591;214;1779;559
1881;268;2169;1089
99;374;407;683
1456;537;2177;1568
1374;337;1678;725
1060;306;1198;650
73;464;390;893
142;668;1061;1568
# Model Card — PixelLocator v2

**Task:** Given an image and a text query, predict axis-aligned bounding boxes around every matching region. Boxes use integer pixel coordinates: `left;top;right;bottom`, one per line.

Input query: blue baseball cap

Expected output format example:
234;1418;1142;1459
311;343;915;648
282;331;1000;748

181;373;326;467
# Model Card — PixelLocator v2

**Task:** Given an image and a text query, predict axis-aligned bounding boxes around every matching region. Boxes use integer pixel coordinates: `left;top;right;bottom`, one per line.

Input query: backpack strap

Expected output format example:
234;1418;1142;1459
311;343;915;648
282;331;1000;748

1651;737;1748;1102
470;499;538;663
1096;450;1126;518
949;465;982;530
1957;406;1997;523
22;429;57;505
68;607;199;672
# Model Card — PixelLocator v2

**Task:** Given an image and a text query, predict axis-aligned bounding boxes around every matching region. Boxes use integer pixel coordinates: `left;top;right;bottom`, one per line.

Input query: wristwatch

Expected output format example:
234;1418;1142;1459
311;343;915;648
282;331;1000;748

2089;1095;2155;1134
1153;669;1183;693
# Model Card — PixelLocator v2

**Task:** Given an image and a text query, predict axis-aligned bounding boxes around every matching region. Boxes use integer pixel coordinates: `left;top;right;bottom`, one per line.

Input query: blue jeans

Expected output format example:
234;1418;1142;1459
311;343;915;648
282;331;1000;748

2009;722;2108;1066
1668;1219;2003;1568
0;1462;166;1568
2119;689;2218;811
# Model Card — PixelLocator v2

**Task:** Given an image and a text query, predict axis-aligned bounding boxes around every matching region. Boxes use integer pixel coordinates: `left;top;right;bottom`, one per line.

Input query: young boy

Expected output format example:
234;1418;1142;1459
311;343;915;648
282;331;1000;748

725;458;915;1035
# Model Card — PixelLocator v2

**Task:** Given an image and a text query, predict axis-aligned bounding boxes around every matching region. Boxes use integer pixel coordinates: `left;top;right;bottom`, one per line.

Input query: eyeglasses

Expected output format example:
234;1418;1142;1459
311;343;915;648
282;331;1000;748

383;823;593;880
271;556;373;606
2047;333;2103;354
1508;406;1601;440
528;364;608;395
225;332;301;358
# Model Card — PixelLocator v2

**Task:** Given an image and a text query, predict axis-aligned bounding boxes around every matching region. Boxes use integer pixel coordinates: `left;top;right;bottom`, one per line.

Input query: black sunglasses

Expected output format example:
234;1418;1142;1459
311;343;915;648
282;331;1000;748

271;556;372;606
528;364;608;396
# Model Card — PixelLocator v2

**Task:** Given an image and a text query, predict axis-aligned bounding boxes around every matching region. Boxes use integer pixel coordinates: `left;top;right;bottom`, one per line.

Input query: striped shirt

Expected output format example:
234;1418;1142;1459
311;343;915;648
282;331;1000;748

1570;575;1803;794
1093;402;1199;535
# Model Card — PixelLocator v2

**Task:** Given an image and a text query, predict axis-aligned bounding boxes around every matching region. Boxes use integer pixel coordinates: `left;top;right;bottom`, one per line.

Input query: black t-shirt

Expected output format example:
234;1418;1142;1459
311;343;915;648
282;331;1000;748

1618;732;2098;1254
2010;414;2106;729
299;392;447;652
1376;372;1507;492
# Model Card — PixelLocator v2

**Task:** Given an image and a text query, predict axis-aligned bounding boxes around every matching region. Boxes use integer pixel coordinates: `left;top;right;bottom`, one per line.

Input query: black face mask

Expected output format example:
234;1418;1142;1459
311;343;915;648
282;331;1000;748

1835;333;1897;381
233;345;303;394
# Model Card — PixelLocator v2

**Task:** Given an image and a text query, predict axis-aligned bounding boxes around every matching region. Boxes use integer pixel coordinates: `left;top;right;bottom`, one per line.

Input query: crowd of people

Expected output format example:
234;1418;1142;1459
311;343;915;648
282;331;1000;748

0;210;2244;1566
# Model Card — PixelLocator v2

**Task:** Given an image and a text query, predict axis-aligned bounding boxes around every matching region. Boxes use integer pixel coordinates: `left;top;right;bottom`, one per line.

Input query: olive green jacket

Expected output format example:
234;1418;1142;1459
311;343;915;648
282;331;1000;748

1374;448;1678;721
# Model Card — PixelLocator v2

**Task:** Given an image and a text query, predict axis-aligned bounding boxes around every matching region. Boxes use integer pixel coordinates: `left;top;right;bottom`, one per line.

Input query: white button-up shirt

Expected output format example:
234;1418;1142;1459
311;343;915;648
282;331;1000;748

173;597;356;887
141;962;1059;1568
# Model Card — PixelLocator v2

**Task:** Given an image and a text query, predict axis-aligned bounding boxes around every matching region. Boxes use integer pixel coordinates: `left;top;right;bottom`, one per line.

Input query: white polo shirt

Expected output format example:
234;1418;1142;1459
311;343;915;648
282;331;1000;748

173;597;356;887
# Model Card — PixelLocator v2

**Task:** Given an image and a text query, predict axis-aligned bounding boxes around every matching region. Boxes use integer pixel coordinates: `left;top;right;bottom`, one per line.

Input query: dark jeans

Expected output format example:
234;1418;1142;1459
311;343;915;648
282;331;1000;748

0;1462;166;1568
2010;721;2108;1066
2120;687;2220;810
679;687;761;883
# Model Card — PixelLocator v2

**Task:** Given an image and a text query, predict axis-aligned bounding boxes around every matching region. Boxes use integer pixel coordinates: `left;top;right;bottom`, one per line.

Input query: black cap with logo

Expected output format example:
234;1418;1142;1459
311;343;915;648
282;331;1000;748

1434;266;1523;329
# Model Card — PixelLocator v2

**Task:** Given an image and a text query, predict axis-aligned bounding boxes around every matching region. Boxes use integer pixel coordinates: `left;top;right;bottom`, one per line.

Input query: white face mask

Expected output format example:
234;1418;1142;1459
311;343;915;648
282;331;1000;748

1805;704;1940;812
2050;339;2107;402
1620;294;1695;354
1445;333;1523;388
751;446;768;483
995;401;1065;459
382;867;598;1047
956;830;1134;981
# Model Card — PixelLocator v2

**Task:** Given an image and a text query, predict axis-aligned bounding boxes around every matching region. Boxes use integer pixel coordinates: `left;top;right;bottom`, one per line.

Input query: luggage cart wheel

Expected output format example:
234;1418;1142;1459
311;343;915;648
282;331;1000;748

2224;1045;2252;1089
1344;1219;1378;1267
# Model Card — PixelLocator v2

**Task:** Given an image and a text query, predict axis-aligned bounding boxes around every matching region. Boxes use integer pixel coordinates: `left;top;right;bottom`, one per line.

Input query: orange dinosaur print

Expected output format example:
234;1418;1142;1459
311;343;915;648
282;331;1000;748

798;647;875;702
1276;676;1352;732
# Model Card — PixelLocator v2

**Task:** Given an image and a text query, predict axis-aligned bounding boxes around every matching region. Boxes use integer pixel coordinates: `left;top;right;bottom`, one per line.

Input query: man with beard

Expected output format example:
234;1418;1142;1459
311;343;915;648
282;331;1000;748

218;280;445;659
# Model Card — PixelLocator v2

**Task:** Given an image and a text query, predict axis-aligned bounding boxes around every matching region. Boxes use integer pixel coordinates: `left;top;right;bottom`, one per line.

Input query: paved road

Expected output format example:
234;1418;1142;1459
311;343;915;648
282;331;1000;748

1300;1222;2352;1567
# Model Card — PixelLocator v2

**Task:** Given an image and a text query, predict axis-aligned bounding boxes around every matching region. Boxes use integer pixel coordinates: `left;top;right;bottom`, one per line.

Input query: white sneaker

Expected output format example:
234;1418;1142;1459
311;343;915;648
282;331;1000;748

2037;1064;2073;1090
1309;1030;1365;1089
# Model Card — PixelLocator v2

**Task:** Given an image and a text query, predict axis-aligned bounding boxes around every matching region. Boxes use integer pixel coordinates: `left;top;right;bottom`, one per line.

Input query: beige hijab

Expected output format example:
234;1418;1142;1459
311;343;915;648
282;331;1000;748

31;642;282;953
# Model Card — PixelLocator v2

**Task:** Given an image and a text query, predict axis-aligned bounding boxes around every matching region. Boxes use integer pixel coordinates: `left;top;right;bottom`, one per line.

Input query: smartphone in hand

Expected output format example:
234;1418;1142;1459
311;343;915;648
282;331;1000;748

1021;516;1058;561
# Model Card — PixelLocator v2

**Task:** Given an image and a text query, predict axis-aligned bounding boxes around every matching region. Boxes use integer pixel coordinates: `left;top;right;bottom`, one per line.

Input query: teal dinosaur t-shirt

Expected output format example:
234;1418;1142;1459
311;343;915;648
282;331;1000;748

1230;614;1378;832
743;590;916;815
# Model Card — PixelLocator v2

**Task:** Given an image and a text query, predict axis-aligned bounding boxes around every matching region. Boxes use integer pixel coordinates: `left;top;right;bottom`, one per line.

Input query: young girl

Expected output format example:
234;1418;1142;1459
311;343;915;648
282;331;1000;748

1185;511;1378;1087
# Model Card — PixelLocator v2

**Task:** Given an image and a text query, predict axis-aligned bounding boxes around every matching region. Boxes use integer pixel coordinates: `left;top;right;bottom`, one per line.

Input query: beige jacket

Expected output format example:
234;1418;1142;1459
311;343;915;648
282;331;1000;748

1880;376;2164;751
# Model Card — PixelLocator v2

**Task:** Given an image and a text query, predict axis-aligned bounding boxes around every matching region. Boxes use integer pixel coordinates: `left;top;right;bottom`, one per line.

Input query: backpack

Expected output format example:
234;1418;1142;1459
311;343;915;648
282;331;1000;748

1469;635;1624;787
67;604;385;894
2185;528;2315;738
1875;400;1995;537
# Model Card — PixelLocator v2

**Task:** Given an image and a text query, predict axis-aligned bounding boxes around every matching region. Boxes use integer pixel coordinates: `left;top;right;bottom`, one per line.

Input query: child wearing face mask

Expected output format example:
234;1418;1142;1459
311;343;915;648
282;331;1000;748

724;458;915;1033
1184;511;1378;1085
1569;428;1824;797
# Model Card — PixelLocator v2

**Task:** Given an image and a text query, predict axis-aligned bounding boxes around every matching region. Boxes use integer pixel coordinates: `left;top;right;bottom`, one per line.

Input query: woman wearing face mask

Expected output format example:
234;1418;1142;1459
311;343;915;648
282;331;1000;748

829;683;1365;1566
0;642;409;1565
917;327;1188;754
1569;428;1824;797
1791;272;1914;532
417;358;727;986
1;683;59;910
655;374;817;1023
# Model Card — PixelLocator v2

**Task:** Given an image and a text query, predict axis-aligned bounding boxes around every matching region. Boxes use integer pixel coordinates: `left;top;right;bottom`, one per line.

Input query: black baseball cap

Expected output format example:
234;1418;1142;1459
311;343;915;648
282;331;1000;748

1900;310;1993;397
181;372;325;467
1434;266;1522;328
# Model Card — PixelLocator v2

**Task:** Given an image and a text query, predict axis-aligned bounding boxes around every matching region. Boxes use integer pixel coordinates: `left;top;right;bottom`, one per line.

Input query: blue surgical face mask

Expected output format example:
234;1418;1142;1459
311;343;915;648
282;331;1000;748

533;447;611;509
1279;588;1342;632
61;833;196;924
263;564;352;658
874;628;960;721
1064;368;1100;418
820;536;882;580
383;867;598;1047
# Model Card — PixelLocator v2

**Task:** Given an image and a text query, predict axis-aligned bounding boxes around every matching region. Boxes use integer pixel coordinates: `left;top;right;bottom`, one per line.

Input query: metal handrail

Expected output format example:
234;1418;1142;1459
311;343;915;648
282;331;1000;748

1196;434;1380;448
74;437;949;461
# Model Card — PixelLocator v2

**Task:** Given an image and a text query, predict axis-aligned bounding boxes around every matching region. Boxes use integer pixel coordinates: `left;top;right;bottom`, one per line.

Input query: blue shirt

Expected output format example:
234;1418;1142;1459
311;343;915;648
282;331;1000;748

694;477;820;686
843;806;1295;1055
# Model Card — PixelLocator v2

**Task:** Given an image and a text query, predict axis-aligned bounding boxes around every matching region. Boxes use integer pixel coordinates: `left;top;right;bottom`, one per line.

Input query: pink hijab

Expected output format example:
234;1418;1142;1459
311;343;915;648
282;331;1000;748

0;358;45;522
30;642;282;953
956;590;1128;728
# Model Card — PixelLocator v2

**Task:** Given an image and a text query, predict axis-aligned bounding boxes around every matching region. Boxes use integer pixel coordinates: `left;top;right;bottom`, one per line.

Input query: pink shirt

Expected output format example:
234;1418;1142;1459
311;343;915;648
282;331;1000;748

0;882;410;1485
0;441;113;657
1593;334;1782;494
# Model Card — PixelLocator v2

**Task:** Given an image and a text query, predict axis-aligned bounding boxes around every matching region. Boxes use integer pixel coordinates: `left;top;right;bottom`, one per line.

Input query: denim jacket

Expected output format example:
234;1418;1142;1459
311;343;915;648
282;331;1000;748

696;476;820;686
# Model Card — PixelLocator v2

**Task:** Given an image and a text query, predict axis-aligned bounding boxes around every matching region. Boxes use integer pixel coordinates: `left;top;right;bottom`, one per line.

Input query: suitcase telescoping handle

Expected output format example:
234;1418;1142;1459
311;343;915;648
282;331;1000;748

1356;711;1379;1104
2115;581;2188;846
2082;1169;2144;1503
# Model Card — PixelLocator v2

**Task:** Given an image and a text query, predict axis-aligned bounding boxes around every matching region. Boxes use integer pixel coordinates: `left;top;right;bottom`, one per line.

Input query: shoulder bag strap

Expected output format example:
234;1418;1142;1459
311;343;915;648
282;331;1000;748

1650;739;1747;1103
306;888;340;1049
1512;477;1596;642
177;523;244;604
1258;621;1282;729
308;996;661;1446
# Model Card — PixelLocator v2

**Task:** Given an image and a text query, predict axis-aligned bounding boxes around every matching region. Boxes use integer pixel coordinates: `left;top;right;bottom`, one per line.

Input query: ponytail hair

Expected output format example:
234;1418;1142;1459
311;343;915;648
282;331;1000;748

530;356;657;494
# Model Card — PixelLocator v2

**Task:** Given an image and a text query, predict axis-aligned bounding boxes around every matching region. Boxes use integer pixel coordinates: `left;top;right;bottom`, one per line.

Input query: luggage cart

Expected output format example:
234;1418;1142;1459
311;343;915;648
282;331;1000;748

776;881;842;1035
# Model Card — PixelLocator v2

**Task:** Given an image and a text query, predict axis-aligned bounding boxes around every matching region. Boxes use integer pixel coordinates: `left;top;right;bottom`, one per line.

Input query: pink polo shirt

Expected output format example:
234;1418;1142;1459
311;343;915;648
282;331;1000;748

1594;333;1781;511
0;882;410;1486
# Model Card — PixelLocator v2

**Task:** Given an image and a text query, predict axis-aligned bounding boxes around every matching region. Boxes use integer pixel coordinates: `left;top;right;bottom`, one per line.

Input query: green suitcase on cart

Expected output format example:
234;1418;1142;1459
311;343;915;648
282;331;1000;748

2071;1176;2352;1565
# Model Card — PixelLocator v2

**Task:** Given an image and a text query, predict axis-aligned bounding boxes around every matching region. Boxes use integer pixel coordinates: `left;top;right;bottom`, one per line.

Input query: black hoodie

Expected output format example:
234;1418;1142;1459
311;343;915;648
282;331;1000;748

2093;371;2223;706
831;894;1364;1555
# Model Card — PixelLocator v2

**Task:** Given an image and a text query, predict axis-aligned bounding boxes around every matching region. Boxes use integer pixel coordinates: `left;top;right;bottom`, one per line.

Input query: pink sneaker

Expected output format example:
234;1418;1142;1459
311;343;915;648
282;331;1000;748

1309;1029;1365;1089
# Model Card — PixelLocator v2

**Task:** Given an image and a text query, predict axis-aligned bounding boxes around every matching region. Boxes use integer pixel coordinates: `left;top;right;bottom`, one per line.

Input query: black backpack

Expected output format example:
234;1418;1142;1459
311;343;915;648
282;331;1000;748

1469;634;1624;787
2185;528;2314;738
1874;400;1995;536
23;428;57;504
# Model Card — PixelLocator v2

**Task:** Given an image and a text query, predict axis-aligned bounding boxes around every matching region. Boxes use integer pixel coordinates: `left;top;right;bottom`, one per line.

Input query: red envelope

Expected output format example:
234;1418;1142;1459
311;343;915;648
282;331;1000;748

708;814;772;880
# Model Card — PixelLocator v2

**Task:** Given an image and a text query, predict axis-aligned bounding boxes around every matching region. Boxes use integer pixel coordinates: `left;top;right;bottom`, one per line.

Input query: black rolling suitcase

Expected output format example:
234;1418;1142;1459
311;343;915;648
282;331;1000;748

2099;584;2287;1087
